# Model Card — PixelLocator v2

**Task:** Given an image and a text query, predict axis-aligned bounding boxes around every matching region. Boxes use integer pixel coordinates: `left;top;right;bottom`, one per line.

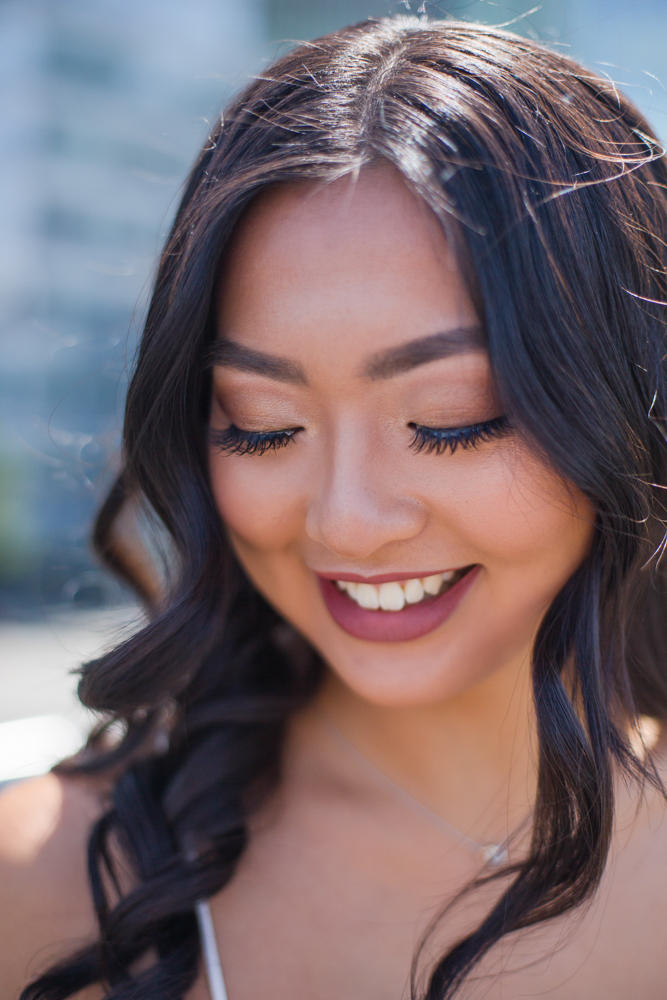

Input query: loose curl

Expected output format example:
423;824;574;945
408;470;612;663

23;15;667;1000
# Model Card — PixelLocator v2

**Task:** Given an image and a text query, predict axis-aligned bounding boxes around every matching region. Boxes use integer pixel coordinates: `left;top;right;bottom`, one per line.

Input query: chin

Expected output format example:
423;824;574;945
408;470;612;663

301;605;534;709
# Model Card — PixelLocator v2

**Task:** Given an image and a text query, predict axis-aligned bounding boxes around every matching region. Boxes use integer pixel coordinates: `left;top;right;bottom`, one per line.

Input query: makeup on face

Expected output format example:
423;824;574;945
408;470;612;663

209;167;595;708
318;567;480;642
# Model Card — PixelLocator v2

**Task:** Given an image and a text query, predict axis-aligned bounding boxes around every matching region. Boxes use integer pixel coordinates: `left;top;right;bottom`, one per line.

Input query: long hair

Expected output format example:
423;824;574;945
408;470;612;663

23;16;667;999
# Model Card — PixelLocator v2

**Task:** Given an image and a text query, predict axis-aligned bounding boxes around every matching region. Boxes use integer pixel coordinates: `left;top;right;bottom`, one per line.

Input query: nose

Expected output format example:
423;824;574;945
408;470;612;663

304;422;426;561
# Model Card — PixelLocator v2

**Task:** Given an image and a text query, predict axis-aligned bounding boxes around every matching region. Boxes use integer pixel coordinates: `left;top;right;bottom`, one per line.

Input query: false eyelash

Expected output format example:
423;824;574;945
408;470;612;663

409;415;510;456
209;424;301;456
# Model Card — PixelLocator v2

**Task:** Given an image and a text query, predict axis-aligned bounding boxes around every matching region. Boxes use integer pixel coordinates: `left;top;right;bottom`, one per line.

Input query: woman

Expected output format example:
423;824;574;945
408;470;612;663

3;14;667;999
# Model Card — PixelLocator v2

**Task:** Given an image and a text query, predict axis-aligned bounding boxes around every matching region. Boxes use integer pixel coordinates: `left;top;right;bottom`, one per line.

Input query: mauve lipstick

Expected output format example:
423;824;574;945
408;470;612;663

318;566;480;643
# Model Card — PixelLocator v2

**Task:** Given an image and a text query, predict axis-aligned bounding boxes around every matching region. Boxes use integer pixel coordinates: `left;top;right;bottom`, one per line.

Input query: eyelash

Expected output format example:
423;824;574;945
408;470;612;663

209;425;301;456
210;416;510;457
409;415;510;455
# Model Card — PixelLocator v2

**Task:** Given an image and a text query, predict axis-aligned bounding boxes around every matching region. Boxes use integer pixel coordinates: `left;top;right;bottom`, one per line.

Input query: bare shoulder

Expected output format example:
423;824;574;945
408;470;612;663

0;772;107;998
609;732;667;893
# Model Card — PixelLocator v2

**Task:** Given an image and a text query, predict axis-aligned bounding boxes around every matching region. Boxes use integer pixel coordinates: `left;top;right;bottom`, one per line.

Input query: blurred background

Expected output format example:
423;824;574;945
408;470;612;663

1;0;666;780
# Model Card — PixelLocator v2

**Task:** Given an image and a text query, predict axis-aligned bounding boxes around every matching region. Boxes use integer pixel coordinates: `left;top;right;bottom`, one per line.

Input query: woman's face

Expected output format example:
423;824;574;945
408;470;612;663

209;167;594;707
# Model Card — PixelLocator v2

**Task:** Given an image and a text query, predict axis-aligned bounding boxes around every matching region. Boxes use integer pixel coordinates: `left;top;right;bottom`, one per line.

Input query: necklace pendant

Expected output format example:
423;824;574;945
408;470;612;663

482;844;507;866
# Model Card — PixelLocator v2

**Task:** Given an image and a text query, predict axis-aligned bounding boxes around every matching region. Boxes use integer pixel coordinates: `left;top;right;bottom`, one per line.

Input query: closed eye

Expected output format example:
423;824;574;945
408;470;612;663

209;415;510;458
409;415;510;455
209;424;303;456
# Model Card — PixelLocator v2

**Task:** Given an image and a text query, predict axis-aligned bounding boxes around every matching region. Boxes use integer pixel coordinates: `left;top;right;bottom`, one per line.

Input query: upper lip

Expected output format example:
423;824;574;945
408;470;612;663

316;568;465;585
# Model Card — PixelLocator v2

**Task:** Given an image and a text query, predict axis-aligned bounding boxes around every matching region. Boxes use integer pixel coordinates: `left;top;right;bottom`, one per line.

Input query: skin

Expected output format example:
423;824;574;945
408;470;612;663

2;166;667;999
208;166;593;835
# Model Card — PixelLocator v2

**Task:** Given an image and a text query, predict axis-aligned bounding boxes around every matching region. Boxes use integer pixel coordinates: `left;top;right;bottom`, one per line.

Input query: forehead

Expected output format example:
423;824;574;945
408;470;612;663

216;166;477;367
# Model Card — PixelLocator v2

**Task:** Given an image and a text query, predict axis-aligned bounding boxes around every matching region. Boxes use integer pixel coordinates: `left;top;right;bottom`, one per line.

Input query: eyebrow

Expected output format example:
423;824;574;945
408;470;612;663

362;326;486;380
208;340;307;385
209;324;485;386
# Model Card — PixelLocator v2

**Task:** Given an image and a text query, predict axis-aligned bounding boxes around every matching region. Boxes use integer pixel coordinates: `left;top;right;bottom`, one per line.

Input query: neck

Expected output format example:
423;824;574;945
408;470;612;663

308;651;537;847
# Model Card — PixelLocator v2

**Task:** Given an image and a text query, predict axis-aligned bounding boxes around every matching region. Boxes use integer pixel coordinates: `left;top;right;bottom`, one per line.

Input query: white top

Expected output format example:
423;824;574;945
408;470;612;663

196;899;229;1000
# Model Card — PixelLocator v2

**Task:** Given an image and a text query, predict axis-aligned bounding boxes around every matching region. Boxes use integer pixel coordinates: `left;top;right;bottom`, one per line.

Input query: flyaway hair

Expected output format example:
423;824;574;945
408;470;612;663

23;16;667;999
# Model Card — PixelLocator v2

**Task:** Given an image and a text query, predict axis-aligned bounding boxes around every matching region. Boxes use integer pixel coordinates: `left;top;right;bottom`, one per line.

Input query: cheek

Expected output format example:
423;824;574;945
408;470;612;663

415;438;595;588
209;450;304;550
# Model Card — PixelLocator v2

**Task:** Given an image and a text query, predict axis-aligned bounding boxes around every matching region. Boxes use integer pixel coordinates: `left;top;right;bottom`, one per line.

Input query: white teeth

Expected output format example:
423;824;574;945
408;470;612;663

379;581;405;611
403;578;425;604
334;571;459;612
356;583;380;609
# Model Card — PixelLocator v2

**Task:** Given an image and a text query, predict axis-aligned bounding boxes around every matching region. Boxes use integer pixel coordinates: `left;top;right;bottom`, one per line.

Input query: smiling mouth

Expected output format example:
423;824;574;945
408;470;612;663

334;569;467;611
318;565;479;643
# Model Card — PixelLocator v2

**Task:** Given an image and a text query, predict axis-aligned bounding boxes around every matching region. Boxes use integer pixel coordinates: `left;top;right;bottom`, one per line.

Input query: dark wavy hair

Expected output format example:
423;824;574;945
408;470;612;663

23;15;667;1000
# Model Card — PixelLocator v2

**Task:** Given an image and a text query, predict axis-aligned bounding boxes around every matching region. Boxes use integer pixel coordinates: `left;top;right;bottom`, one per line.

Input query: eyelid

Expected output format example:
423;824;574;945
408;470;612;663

209;424;303;456
212;392;306;430
209;415;510;458
409;415;510;455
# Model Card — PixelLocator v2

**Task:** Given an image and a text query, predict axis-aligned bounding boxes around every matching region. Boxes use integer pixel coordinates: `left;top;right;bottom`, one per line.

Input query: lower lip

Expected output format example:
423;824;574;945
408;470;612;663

318;567;480;643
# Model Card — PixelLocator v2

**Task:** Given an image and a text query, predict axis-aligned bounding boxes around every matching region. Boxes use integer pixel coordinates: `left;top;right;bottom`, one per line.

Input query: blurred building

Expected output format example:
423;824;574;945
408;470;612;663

0;0;666;618
0;0;269;616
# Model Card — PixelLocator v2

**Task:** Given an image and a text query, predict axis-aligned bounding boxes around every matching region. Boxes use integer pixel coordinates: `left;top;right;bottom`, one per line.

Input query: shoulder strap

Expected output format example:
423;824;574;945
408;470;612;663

196;899;229;1000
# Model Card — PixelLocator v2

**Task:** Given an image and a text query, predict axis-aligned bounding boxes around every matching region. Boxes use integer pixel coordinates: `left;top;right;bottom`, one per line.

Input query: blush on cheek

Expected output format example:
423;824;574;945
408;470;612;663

428;442;594;573
209;453;305;550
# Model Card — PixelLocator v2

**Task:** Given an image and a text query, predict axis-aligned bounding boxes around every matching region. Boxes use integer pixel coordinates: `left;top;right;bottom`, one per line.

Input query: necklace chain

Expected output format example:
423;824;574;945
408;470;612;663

325;717;511;866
